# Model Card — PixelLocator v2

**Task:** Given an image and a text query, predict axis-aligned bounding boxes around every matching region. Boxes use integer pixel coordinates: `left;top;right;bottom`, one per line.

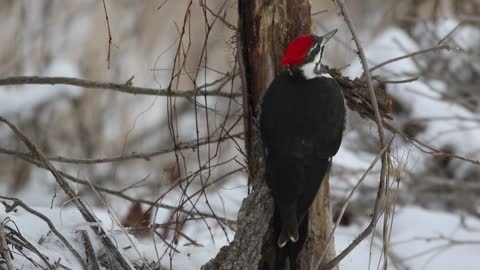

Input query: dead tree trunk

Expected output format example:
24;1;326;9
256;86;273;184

202;1;336;269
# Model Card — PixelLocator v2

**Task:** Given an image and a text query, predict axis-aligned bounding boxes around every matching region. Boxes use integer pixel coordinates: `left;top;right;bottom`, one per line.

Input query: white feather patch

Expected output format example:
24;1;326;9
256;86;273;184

300;62;332;79
299;50;332;79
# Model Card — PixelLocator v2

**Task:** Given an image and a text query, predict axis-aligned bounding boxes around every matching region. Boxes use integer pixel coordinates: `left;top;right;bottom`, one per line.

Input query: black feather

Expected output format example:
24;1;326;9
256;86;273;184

260;70;345;269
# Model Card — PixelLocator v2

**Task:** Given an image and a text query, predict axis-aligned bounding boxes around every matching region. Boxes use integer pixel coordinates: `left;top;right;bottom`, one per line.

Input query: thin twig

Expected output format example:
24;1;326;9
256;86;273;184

84;172;150;269
369;45;451;73
437;22;463;45
336;0;385;145
331;1;392;269
373;75;419;84
312;9;328;16
317;141;391;267
383;121;480;165
102;0;113;69
157;0;169;10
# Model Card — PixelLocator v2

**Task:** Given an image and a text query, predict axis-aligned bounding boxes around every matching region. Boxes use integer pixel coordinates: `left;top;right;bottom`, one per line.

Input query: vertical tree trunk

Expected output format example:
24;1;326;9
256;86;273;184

202;0;336;269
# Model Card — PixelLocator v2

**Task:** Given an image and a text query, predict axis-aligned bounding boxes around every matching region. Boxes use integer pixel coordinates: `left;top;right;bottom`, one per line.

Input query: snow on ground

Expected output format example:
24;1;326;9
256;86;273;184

337;206;480;270
2;202;479;269
0;172;247;269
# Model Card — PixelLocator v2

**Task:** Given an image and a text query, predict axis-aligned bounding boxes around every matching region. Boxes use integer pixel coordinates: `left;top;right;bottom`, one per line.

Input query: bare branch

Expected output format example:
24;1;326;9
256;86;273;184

79;230;100;270
318;141;391;267
373;75;420;84
437;22;463;45
369;45;451;73
331;1;393;269
0;132;243;165
0;76;240;98
383;121;480;165
336;0;386;146
101;0;113;69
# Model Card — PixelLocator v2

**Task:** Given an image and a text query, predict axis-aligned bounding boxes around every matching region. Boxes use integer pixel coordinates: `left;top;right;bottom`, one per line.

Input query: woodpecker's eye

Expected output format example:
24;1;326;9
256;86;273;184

304;43;321;63
308;43;319;55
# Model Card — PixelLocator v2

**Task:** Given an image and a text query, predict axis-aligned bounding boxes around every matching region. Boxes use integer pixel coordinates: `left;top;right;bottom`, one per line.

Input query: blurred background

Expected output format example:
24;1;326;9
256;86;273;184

0;0;479;269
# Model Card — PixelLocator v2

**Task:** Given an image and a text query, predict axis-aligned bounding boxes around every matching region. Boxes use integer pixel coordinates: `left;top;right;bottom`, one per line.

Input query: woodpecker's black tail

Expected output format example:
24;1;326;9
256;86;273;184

273;157;332;270
277;204;299;247
274;212;309;270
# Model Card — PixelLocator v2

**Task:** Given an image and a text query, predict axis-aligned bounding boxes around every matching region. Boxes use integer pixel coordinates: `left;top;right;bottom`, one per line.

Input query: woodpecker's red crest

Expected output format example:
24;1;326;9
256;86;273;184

280;34;315;66
281;30;338;68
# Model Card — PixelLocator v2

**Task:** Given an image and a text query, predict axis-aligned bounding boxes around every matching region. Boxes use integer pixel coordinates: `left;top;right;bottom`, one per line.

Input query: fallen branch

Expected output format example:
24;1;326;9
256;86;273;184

3;222;53;269
80;230;100;270
0;220;13;270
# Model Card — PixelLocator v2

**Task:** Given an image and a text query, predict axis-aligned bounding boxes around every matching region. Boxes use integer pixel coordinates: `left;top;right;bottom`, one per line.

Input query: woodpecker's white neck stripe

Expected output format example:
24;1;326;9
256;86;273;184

299;44;333;79
300;62;332;79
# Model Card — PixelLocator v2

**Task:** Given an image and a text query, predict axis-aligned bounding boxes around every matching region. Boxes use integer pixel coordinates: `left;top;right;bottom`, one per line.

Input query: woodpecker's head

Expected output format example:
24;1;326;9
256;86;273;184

281;29;337;79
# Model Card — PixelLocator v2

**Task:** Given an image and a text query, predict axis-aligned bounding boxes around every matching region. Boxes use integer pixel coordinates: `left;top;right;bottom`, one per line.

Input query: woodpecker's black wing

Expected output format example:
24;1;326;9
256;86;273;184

259;70;345;266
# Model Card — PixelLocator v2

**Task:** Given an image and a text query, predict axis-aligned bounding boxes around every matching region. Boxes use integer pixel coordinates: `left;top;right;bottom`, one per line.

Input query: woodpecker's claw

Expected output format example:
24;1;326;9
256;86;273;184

290;234;299;242
277;224;299;247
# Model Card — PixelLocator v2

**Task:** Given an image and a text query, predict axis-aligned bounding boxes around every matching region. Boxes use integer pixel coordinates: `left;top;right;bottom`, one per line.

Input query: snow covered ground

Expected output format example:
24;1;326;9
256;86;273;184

2;203;479;269
337;206;480;270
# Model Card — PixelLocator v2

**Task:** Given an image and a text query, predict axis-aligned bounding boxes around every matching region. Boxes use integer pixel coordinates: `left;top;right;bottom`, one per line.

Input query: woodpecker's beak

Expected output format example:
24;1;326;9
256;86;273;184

323;29;337;43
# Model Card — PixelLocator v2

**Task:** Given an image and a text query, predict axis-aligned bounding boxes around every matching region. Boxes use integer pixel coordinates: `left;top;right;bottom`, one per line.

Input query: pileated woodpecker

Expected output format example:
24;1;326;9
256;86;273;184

259;30;346;268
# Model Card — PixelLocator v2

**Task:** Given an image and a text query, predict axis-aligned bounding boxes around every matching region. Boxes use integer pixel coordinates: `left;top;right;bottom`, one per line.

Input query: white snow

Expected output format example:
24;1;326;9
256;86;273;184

337;206;480;270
